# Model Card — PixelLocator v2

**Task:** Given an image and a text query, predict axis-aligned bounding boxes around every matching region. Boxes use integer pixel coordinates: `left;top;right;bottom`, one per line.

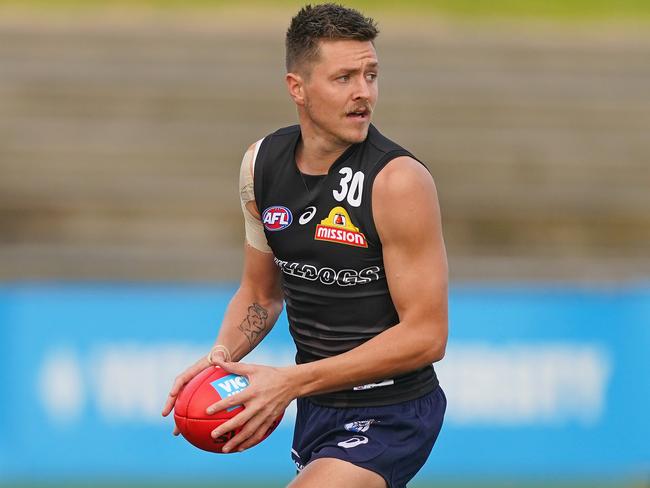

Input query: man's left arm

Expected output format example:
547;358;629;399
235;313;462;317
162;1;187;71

290;155;448;389
209;156;448;452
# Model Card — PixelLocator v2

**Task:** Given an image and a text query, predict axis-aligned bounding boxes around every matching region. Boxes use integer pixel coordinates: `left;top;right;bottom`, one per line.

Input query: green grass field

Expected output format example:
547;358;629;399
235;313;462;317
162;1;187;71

1;0;650;21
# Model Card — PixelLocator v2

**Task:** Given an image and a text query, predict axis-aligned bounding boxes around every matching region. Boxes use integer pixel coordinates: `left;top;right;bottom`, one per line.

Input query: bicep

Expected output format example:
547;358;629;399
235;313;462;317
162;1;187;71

373;158;448;329
238;141;279;299
240;243;282;302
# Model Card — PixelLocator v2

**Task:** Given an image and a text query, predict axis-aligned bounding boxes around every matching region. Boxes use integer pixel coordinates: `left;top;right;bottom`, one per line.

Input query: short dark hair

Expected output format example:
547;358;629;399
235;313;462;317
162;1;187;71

285;3;379;73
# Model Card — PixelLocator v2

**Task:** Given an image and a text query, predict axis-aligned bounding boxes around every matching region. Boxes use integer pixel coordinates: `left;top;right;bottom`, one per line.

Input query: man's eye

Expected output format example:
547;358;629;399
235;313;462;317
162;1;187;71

337;75;350;82
366;73;377;81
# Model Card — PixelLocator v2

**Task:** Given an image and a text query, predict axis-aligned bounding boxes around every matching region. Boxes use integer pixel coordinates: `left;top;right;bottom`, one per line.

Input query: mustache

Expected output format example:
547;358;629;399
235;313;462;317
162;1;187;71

345;104;373;115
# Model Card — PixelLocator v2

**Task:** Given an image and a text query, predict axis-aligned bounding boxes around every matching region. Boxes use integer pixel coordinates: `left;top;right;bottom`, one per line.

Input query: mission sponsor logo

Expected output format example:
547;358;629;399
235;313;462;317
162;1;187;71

315;206;367;248
262;206;292;231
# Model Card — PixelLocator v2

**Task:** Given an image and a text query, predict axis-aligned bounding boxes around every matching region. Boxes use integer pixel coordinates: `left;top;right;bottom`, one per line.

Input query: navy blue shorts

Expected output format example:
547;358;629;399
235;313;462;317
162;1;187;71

290;386;446;488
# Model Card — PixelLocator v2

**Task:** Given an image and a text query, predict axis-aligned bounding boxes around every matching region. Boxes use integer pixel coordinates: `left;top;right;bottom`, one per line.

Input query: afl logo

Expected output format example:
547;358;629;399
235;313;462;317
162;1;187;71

262;206;293;231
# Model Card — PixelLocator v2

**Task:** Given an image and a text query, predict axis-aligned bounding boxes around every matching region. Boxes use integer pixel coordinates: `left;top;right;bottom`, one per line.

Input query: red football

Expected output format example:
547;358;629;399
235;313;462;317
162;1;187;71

174;366;283;453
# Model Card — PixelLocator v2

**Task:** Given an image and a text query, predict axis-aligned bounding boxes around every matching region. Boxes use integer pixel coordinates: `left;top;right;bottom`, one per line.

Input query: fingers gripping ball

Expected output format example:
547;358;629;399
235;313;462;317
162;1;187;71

174;366;283;453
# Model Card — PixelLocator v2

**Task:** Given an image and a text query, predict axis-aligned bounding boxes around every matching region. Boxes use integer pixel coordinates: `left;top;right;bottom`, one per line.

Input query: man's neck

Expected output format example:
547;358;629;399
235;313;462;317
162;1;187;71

295;123;351;176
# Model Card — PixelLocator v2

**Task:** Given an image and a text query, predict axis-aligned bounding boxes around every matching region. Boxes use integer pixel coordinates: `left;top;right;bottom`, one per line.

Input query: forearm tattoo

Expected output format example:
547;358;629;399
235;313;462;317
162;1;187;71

238;303;269;347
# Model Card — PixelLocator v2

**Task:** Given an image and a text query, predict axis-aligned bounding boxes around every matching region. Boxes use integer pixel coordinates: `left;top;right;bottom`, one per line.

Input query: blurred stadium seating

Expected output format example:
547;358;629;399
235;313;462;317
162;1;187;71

0;5;648;282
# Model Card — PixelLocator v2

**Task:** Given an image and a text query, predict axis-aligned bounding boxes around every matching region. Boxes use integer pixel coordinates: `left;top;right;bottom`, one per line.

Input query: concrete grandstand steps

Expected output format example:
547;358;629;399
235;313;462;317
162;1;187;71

1;18;649;281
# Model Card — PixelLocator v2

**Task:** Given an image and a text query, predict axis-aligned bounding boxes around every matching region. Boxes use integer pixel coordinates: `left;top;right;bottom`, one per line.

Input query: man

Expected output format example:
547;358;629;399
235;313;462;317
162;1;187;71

162;4;448;487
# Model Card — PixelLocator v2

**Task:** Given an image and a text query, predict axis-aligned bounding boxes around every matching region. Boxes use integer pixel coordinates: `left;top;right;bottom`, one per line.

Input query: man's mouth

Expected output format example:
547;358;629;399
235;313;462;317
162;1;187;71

346;108;370;120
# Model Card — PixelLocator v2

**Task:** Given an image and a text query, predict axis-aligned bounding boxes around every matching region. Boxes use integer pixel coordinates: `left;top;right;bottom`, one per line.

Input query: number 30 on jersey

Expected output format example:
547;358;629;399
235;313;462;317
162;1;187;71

333;167;364;207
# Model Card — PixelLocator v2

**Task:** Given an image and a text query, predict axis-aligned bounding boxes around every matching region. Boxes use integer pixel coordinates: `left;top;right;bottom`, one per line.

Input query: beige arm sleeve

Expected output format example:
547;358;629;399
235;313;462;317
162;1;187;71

240;139;271;253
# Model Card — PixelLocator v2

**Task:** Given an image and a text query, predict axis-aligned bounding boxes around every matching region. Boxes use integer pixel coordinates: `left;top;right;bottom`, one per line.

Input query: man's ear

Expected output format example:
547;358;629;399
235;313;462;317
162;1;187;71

286;72;306;106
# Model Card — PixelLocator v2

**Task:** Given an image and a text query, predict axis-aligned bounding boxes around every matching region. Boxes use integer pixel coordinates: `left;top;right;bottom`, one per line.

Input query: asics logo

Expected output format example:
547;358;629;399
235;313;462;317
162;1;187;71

299;206;317;225
337;436;369;449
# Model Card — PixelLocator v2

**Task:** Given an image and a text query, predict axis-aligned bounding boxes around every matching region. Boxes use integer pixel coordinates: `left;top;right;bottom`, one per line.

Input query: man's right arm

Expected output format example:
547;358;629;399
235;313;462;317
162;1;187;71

161;141;283;423
160;244;283;424
213;243;283;362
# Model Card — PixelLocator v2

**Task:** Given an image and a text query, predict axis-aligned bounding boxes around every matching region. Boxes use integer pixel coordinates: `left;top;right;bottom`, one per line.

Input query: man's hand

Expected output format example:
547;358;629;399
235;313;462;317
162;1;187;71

206;359;296;453
161;352;224;435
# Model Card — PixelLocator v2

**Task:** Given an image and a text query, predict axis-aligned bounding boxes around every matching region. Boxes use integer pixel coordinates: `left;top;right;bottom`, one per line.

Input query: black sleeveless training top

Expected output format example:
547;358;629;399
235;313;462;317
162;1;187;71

254;124;438;407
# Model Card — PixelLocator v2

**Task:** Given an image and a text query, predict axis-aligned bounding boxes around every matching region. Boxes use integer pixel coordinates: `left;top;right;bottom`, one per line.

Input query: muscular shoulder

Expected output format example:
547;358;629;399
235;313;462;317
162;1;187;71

239;140;263;204
242;141;257;159
240;140;259;174
240;139;271;253
373;156;437;209
372;156;441;244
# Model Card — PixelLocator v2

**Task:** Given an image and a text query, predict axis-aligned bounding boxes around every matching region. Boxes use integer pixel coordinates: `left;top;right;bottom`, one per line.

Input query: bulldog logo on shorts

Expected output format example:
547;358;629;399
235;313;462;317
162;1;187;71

344;419;378;433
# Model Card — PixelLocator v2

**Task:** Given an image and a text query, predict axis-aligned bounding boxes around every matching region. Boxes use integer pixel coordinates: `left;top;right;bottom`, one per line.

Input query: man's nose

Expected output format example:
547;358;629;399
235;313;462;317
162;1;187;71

352;76;371;100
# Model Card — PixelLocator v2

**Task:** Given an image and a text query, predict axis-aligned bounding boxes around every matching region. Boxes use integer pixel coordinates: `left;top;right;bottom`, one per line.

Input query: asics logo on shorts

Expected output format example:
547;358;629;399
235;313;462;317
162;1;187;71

337;436;369;449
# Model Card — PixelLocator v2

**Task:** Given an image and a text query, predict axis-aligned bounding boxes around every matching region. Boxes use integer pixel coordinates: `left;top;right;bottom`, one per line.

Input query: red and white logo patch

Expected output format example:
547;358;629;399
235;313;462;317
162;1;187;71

262;206;293;231
314;206;367;248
